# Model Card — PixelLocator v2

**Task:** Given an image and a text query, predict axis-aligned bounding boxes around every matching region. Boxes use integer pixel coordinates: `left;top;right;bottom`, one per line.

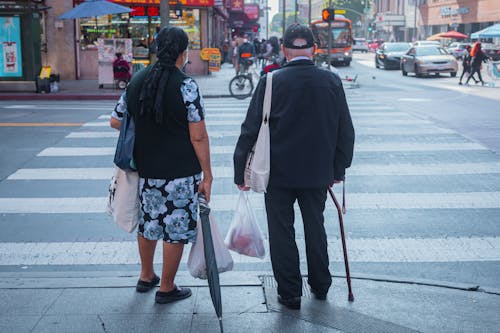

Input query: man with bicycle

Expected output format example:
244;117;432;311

236;37;256;75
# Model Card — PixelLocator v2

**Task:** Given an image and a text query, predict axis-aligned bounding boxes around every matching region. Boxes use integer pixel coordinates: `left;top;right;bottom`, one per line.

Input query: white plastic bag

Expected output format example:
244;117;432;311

106;166;140;233
188;213;234;279
225;192;266;259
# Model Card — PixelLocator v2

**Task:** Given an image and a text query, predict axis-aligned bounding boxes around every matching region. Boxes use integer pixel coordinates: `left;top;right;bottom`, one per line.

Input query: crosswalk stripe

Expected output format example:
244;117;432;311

1;192;499;213
36;142;487;157
37;142;487;157
7;162;500;180
66;127;455;139
0;236;498;265
66;131;119;138
201;119;433;126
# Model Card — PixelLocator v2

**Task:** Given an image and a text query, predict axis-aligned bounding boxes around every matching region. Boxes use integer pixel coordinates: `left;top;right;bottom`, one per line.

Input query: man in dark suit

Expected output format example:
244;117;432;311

233;24;355;310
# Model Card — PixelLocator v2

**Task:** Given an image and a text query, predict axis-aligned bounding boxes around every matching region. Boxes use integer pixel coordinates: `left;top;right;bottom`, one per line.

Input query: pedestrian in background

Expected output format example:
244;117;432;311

233;23;355;310
466;41;489;86
458;45;478;85
110;26;212;305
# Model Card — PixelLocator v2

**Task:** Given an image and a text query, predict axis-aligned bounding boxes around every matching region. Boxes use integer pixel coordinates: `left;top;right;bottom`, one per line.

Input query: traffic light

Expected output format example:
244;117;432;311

368;23;372;32
322;7;335;22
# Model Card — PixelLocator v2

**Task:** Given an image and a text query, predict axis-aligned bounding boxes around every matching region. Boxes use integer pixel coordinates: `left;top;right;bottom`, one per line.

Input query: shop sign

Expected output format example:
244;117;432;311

244;4;259;20
130;6;159;16
0;16;22;77
200;48;221;60
208;53;221;72
112;0;214;7
440;6;469;17
230;0;244;12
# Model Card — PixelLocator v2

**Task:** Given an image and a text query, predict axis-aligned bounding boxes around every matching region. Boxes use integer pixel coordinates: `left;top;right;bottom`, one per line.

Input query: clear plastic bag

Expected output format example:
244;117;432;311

187;212;234;279
225;192;266;259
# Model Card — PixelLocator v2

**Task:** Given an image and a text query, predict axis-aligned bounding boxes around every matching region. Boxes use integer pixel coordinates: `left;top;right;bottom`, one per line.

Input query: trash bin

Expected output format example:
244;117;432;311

49;74;60;93
35;76;50;93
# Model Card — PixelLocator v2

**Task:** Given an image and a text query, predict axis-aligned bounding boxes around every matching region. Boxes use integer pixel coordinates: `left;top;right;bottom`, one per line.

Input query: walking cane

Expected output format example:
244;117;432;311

328;185;354;302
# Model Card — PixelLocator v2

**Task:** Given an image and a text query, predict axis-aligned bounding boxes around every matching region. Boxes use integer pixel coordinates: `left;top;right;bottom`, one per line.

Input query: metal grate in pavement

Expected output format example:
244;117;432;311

261;275;420;333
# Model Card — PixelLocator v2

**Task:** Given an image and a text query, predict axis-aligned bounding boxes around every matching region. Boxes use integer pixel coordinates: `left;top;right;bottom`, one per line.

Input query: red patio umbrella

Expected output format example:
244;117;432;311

439;30;468;39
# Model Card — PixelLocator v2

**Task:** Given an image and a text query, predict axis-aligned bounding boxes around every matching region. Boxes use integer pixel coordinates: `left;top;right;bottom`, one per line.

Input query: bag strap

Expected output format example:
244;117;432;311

262;72;273;124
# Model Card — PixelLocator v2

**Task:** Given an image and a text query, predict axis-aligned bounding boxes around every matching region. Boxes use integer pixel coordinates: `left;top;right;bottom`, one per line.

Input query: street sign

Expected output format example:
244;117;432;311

335;9;346;14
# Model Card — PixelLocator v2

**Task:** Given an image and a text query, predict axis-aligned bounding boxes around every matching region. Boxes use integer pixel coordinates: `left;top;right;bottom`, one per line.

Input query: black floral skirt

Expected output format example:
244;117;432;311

138;173;201;244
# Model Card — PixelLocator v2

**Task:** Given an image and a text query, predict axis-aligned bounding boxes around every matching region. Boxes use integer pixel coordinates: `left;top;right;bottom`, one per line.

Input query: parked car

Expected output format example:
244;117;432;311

482;43;500;61
353;38;369;53
368;39;384;52
412;40;440;47
446;42;470;59
401;46;458;77
375;42;412;69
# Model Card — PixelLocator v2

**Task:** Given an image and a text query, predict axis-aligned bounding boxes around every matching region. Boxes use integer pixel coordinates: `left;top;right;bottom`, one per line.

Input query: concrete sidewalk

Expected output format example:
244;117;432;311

0;63;237;101
1;270;499;332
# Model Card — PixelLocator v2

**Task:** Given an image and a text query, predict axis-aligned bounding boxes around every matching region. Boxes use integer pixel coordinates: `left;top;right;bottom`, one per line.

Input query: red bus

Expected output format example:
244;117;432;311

310;15;353;66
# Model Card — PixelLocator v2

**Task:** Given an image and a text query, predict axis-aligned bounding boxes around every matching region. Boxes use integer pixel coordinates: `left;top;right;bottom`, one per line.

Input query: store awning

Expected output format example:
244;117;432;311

471;24;500;39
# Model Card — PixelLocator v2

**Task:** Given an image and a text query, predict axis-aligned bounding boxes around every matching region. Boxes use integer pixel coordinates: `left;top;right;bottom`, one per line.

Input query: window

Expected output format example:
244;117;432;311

78;8;201;53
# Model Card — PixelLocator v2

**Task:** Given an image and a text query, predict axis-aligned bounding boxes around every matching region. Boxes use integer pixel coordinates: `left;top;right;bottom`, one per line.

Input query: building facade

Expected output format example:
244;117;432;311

0;0;43;89
419;0;500;37
373;0;500;42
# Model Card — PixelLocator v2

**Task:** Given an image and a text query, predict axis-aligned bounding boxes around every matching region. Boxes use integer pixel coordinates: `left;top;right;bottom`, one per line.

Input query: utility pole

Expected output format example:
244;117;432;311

282;0;286;35
266;0;269;39
294;0;297;23
327;0;331;71
413;0;418;41
160;0;170;28
308;0;311;25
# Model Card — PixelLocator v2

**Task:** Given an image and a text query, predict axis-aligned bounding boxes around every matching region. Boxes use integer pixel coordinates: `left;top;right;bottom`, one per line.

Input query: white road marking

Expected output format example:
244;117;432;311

66;131;119;138
37;147;115;156
82;122;109;127
205;119;433;126
37;142;486;157
7;162;500;180
0;237;498;265
7;168;115;180
65;130;242;139
1;192;499;213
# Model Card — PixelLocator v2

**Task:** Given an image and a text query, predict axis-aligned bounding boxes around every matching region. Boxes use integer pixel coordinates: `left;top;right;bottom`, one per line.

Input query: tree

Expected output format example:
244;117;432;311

326;0;368;23
270;12;306;34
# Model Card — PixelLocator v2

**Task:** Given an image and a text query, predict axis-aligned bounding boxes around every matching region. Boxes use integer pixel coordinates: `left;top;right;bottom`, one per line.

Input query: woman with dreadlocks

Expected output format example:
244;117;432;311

122;26;212;304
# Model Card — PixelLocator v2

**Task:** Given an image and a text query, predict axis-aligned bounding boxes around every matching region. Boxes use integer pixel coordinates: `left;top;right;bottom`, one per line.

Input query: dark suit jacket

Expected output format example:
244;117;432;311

233;59;355;188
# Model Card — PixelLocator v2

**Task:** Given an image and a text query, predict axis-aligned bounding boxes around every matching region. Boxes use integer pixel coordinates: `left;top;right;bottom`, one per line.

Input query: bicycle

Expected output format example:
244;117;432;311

229;58;258;100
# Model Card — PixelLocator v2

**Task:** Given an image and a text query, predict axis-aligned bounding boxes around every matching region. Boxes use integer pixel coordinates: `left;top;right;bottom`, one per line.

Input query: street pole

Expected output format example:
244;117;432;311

327;0;331;71
282;0;286;36
160;0;170;28
413;0;417;41
266;0;269;39
294;0;297;23
308;0;311;25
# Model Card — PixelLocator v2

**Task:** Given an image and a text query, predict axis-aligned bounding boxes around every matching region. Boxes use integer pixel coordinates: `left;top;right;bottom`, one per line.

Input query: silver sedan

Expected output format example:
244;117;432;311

401;46;458;77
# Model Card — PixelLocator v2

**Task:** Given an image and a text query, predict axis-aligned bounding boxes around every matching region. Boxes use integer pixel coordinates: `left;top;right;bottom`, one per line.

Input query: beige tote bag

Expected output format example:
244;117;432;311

106;166;140;233
244;71;273;193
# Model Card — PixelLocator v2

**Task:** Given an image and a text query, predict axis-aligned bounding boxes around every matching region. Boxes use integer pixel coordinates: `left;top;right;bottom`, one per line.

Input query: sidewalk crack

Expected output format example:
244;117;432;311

97;314;108;333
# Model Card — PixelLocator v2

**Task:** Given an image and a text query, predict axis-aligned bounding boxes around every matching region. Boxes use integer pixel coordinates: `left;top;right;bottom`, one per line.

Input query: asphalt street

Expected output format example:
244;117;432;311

0;54;499;332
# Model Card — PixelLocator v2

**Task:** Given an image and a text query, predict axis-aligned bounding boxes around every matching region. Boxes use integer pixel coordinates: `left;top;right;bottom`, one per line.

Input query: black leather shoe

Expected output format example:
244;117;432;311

136;274;160;293
310;288;327;300
155;286;192;304
277;295;301;310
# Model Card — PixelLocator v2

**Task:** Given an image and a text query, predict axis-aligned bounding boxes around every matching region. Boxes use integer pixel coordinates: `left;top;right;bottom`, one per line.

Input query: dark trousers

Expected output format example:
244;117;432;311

466;65;484;84
460;66;476;83
264;186;332;298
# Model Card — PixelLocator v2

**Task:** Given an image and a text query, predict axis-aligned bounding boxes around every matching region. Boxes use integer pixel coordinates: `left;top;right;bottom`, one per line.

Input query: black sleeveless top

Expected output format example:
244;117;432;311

127;67;202;180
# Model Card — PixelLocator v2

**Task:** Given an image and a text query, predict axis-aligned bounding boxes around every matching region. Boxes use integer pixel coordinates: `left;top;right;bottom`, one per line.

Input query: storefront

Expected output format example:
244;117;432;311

0;0;43;90
73;0;214;78
419;0;500;38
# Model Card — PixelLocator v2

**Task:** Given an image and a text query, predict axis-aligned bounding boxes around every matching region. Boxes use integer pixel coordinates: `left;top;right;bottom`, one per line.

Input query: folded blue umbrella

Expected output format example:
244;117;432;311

58;0;132;20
